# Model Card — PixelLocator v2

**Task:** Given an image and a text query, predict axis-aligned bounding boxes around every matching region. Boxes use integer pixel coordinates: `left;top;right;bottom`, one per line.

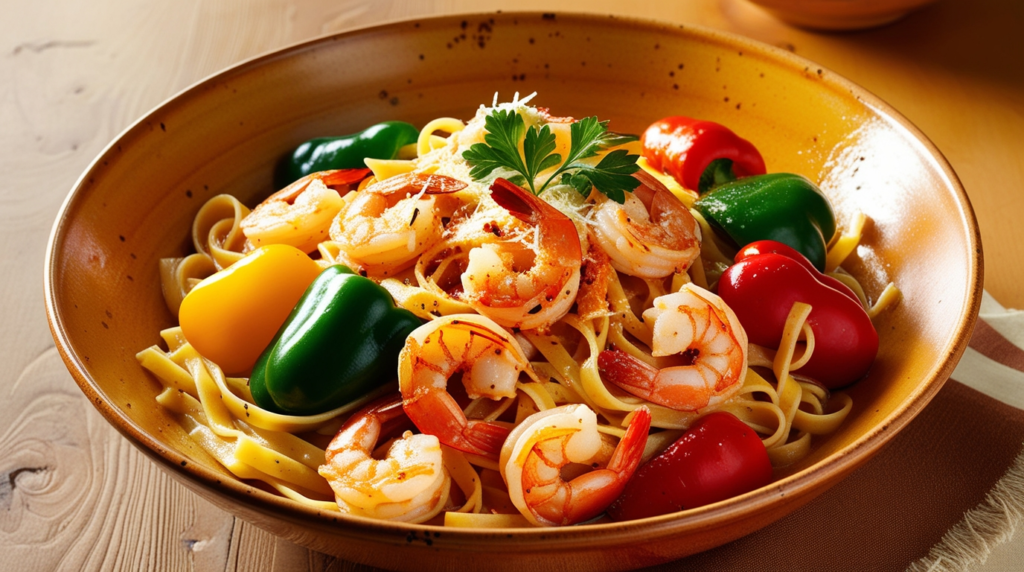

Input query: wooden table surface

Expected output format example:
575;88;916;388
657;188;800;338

3;0;1022;570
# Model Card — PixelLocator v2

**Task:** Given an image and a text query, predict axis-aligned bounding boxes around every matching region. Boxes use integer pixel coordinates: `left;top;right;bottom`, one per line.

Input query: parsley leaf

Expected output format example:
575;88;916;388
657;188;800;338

522;123;561;186
461;108;641;202
560;149;642;204
462;109;529;185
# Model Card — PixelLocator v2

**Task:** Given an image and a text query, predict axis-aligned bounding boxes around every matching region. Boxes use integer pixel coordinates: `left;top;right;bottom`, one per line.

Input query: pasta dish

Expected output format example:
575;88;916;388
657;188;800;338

137;93;899;527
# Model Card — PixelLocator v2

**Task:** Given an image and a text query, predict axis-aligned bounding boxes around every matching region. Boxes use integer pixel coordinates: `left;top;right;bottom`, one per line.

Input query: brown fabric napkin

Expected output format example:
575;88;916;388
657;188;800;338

644;313;1024;571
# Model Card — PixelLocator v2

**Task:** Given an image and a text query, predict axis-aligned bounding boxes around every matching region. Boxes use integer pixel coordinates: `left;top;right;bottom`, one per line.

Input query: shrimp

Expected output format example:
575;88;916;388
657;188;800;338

598;283;748;411
398;313;536;457
461;178;583;330
591;170;701;279
329;172;466;277
241;169;370;254
500;404;651;526
317;394;450;523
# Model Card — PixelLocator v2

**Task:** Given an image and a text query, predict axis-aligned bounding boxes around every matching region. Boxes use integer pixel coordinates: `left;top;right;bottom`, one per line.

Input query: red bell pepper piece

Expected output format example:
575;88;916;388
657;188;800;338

641;116;766;193
735;240;861;304
607;411;772;521
718;247;878;389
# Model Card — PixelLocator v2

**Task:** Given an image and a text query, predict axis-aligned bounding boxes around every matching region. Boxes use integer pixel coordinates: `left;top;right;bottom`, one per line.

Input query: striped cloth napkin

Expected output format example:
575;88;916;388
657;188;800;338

649;292;1024;571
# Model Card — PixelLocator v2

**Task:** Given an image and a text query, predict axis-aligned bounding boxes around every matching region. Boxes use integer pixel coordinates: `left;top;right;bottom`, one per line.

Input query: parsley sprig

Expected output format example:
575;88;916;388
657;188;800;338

461;109;641;203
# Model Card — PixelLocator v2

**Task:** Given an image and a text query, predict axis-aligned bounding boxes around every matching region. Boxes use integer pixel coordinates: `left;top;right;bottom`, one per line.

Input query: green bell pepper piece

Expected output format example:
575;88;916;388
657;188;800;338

697;158;739;194
249;265;421;416
278;121;420;187
694;173;837;271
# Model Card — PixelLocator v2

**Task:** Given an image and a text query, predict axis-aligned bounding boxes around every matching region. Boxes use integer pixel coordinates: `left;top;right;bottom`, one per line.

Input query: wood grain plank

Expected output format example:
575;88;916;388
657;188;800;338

0;0;340;570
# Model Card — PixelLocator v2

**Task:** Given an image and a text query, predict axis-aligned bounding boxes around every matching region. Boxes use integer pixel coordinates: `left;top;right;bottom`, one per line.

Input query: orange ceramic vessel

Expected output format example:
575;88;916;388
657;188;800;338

45;13;981;571
743;0;942;30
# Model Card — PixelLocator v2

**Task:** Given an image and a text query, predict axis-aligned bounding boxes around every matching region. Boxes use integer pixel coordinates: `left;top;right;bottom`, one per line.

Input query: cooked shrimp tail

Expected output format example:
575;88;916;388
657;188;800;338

591;170;701;279
461;178;583;330
502;404;651;526
554;406;651;525
318;393;450;523
401;383;512;456
366;172;467;196
241;169;371;253
399;314;534;458
328;172;465;277
324;394;405;464
599;284;748;411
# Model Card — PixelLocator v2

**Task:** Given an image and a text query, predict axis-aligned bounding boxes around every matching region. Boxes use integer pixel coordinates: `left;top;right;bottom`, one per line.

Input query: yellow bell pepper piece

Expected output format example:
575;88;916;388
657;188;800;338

179;244;323;374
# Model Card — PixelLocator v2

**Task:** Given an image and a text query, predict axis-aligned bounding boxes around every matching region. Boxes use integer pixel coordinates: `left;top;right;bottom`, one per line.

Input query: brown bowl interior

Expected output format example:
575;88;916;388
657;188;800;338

45;12;981;571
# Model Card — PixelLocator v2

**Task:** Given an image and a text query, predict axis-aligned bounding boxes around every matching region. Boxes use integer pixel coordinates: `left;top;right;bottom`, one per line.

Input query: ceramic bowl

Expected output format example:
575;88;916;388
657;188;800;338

44;12;981;571
743;0;942;30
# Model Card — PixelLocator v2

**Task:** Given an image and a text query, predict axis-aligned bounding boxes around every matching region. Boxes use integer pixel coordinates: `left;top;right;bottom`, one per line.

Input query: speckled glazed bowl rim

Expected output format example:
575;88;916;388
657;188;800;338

45;11;982;553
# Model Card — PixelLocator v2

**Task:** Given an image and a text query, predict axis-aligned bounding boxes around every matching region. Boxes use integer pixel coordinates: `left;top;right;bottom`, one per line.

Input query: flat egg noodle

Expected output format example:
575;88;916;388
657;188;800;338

199;341;380;433
868;283;903;319
175;410;340;508
159;254;216;317
158;194;251;317
719;369;787;438
825;212;867;272
606;321;657;369
774;303;814;428
528;311;706;432
154;384;337;507
793;382;853;436
526;363;592;428
828;268;870;307
192;194;250;270
461;393;516;424
441;445;484;514
690;209;733;289
516;382;559;412
316;240;354;270
741;301;852;465
637;156;697;208
363;117;463;189
479;484;519;516
136;328;400;508
417;117;466;157
642;276;668;307
824;211;902;318
412;236;479;302
379;277;475;320
365;158;416;181
670;269;694;294
606;270;653;348
145;342;474;519
144;349;328;476
767;430;813;467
